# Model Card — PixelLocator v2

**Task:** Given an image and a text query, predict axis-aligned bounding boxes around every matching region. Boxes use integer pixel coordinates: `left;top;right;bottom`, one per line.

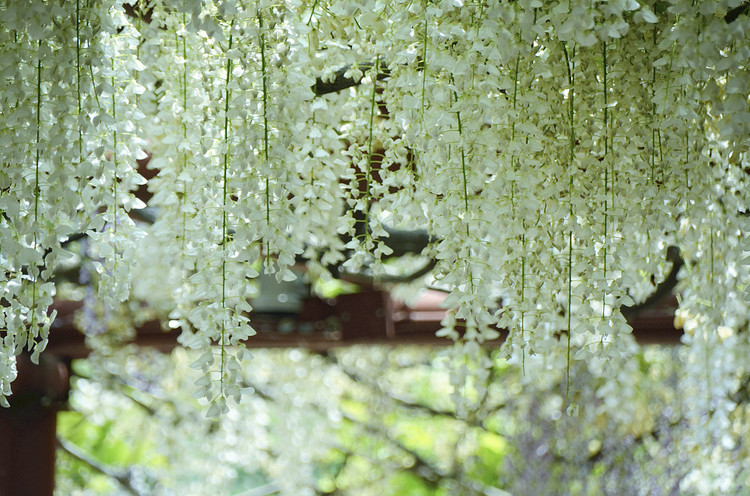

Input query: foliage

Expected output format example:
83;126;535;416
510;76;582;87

57;345;750;495
0;0;749;492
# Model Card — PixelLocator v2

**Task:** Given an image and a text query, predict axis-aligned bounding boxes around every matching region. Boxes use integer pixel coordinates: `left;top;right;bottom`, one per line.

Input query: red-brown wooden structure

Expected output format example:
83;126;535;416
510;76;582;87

1;288;681;496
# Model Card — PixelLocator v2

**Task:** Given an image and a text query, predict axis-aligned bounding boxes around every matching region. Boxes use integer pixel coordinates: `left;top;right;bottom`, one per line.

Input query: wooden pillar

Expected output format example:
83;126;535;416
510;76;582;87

0;354;69;496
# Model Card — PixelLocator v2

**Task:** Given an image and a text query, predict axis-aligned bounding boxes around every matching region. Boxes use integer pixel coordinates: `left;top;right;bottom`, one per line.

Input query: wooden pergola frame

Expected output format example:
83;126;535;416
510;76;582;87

1;287;681;496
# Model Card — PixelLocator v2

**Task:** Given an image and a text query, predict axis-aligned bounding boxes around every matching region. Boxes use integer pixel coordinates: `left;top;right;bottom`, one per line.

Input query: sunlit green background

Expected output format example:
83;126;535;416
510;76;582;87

54;344;722;496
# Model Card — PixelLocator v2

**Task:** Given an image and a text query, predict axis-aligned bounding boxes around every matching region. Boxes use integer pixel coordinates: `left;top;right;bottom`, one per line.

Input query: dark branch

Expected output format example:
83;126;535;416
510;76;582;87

725;2;750;23
338;258;436;286
243;375;446;485
382;226;433;258
329;207;436;284
731;373;750;405
55;207;156;250
621;246;683;321
130;206;159;224
57;437;147;496
313;60;390;96
122;2;155;24
320;352;461;420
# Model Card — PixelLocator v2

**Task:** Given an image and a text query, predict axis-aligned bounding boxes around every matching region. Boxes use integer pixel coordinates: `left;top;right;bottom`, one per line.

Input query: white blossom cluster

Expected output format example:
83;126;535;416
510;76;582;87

0;0;748;486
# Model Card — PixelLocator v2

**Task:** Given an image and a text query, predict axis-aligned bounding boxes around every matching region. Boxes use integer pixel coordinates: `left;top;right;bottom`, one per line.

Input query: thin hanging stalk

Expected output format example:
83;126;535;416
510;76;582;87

420;0;428;118
448;74;475;294
562;42;575;404
686;133;690;183
411;0;429;184
35;47;41;229
220;26;234;399
511;53;520;140
610;107;615;217
31;41;42;335
180;13;188;251
89;64;101;109
510;52;520;215
511;49;527;369
602;41;609;320
566;228;573;398
650;26;663;184
651;64;657;183
76;0;82;161
364;57;379;243
451;99;469;214
710;224;714;289
307;0;319;25
258;13;271;268
657;44;676;187
662;42;676;112
456;105;474;294
111;58;118;245
706;222;714;417
521;232;526;375
473;2;484;33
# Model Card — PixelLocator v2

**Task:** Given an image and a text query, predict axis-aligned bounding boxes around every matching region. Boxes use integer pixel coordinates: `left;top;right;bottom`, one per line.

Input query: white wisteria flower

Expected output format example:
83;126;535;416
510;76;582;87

1;1;748;490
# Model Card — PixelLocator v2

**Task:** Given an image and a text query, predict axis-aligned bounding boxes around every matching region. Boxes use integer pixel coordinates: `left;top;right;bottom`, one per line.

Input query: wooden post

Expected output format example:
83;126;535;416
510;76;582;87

0;354;69;496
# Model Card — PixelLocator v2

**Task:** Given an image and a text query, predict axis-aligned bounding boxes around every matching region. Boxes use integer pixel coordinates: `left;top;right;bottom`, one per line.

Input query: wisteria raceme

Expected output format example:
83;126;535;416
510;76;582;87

0;0;748;487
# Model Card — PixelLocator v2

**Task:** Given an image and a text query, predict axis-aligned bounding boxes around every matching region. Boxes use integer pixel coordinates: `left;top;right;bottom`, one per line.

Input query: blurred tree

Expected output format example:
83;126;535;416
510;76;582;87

56;344;749;495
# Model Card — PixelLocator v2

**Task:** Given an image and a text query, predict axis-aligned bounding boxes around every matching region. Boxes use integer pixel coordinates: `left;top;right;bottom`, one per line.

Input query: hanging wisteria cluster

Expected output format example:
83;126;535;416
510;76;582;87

0;0;748;471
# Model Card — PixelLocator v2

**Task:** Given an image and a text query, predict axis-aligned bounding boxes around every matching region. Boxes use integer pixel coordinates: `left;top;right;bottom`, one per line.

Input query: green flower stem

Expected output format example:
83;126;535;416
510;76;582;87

420;0;428;119
364;57;379;243
450;81;474;294
562;42;575;404
651;64;657;183
307;0;319;25
684;129;689;190
707;222;714;417
258;13;271;268
457;112;473;292
511;52;520;135
610;105;615;215
221;26;235;399
602;41;608;319
32;40;42;333
181;13;188;251
111;59;118;242
511;43;526;366
35;44;41;226
510;52;520;215
456;115;469;213
521;232;526;375
89;63;101;110
710;225;714;287
663;42;676;112
76;0;82;160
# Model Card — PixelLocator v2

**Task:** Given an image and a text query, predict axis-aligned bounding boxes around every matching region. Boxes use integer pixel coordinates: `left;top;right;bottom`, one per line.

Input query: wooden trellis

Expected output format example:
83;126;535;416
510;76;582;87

1;287;681;496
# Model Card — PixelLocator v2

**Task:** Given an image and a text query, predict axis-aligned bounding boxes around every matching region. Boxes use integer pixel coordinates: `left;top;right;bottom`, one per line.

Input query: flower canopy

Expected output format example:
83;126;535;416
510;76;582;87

0;0;748;438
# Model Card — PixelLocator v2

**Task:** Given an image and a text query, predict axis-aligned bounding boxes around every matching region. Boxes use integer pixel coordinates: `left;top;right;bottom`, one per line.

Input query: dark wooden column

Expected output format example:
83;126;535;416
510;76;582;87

0;354;69;496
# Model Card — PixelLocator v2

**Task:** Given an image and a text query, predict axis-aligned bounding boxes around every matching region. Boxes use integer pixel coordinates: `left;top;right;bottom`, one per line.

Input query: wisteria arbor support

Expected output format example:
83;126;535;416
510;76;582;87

0;287;681;496
0;354;69;496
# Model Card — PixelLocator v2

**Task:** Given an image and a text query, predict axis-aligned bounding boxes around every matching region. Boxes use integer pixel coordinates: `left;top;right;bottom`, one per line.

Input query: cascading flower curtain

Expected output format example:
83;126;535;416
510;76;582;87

0;0;748;461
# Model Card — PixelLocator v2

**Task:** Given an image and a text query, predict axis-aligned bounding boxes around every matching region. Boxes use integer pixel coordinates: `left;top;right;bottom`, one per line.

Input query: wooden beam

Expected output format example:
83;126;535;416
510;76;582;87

45;290;682;359
2;290;681;496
